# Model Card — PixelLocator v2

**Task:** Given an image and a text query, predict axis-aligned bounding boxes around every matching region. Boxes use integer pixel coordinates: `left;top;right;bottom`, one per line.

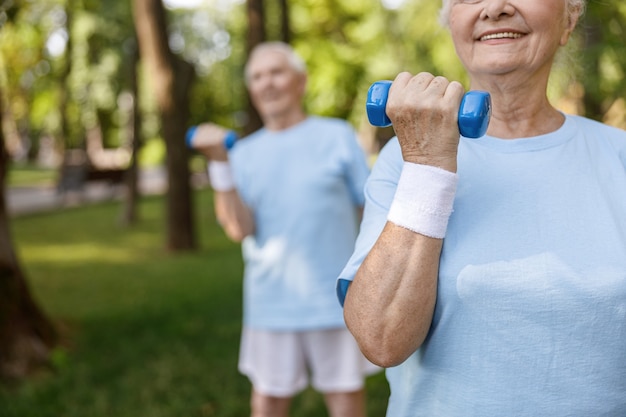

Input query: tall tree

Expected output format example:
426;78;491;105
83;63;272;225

240;0;290;134
120;35;142;226
278;0;291;44
132;0;196;250
0;85;58;382
59;0;77;152
243;0;265;134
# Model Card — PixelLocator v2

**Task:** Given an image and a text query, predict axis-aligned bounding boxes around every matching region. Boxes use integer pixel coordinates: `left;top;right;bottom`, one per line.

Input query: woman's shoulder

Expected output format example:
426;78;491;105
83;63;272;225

568;115;626;165
568;114;626;139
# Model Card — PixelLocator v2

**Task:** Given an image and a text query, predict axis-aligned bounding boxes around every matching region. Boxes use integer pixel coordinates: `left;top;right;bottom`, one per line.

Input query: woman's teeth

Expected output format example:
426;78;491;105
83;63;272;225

480;32;522;41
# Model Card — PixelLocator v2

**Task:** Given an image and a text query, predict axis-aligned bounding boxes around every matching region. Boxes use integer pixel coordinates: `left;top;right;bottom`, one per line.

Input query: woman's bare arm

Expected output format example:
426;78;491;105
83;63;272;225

344;72;464;367
344;224;442;367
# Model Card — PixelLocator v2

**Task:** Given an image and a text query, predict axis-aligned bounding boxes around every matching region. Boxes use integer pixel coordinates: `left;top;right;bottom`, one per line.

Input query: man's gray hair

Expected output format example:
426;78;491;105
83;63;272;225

244;41;307;82
438;0;586;28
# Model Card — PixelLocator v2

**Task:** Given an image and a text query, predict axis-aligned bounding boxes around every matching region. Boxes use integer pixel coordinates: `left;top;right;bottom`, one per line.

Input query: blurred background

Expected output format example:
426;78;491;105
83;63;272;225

0;0;624;415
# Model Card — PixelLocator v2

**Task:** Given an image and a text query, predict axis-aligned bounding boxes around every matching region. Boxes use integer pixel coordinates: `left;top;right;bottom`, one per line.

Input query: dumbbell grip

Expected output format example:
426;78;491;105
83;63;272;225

366;80;491;139
185;126;238;150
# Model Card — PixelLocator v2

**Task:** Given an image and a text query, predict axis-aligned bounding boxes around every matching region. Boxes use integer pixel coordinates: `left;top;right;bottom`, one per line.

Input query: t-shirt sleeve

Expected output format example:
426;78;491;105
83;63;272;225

337;137;403;306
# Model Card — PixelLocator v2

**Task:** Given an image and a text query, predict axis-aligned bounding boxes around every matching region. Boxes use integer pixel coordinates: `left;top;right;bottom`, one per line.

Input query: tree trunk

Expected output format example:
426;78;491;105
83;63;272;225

132;0;196;251
0;88;58;383
243;0;265;135
121;36;142;227
59;0;83;153
278;0;291;44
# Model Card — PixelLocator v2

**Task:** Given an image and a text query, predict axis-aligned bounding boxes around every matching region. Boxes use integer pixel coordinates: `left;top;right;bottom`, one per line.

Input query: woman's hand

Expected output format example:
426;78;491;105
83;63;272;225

387;72;465;172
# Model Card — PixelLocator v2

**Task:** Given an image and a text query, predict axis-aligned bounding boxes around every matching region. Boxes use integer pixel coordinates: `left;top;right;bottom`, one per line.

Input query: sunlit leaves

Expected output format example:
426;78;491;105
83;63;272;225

3;0;626;160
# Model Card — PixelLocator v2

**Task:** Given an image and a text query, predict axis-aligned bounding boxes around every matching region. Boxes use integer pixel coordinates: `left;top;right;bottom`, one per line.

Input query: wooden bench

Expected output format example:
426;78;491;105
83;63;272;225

85;168;127;186
57;163;127;197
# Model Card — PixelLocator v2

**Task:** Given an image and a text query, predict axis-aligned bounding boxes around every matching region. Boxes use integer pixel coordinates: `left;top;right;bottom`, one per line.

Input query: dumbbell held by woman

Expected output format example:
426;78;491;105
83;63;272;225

366;80;491;139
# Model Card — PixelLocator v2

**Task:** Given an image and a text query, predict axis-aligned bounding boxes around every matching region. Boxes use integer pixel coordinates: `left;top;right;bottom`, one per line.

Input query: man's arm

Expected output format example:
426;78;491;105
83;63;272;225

193;123;255;242
213;189;254;242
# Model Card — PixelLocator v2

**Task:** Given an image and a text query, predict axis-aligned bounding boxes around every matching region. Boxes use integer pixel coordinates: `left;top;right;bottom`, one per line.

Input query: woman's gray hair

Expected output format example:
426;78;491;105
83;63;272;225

244;41;307;83
438;0;587;28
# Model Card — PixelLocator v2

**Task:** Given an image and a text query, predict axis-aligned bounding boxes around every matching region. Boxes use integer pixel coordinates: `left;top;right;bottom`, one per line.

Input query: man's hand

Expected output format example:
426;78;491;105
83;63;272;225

190;123;231;161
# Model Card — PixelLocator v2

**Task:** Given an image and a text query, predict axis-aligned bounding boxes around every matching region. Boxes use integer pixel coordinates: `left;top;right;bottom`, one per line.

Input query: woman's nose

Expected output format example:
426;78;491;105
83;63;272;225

480;0;516;20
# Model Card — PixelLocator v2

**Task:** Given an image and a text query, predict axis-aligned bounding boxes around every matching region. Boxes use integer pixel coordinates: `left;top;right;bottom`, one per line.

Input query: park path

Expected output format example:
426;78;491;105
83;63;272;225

6;166;169;217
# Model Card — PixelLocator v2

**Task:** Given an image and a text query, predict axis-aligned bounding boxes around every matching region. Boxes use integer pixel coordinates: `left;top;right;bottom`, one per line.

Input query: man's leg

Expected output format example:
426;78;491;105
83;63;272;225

305;328;380;417
251;389;292;417
239;328;307;417
324;389;366;417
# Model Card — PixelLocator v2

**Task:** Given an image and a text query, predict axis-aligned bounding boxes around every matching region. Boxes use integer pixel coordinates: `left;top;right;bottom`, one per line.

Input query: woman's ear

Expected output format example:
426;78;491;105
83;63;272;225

560;4;582;46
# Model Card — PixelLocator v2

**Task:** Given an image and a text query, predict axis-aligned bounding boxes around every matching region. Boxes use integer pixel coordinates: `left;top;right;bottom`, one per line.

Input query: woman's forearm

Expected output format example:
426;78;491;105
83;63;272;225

344;222;442;367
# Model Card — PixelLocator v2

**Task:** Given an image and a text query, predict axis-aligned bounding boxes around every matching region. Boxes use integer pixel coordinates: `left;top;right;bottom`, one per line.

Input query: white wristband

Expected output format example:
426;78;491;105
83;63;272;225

387;162;458;239
208;161;236;191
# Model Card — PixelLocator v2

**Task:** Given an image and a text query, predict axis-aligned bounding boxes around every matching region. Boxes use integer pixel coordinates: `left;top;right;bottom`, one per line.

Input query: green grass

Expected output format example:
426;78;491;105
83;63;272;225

0;189;389;416
6;163;57;188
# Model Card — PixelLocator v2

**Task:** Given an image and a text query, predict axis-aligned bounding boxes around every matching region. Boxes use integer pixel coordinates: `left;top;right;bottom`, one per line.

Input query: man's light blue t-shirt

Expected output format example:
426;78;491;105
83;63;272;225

338;115;626;416
230;116;370;331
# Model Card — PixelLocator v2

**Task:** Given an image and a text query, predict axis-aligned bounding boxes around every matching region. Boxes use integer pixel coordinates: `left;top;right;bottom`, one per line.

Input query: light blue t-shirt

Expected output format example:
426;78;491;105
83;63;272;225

229;116;370;331
338;115;626;416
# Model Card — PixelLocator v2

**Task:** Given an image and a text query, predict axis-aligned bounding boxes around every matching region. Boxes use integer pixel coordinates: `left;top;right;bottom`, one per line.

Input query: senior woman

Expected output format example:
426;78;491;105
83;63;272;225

338;0;626;415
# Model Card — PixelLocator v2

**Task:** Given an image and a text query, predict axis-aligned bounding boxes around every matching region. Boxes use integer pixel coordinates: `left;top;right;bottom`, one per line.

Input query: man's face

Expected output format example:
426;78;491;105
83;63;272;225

246;49;307;120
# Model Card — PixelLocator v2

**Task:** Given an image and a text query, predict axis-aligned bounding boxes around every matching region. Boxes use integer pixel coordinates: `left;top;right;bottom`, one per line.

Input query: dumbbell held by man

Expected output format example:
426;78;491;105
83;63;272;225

185;123;238;191
185;124;238;151
366;80;491;139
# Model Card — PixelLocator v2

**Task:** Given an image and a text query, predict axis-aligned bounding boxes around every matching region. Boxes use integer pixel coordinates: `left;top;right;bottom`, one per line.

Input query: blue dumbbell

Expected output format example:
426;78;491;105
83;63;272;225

366;80;491;139
185;125;238;150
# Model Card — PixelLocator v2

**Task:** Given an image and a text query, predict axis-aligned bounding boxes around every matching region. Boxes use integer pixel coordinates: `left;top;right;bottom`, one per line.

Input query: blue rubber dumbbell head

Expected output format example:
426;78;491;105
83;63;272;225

458;91;491;139
366;80;491;138
185;125;198;148
223;130;238;150
185;125;239;150
366;80;394;127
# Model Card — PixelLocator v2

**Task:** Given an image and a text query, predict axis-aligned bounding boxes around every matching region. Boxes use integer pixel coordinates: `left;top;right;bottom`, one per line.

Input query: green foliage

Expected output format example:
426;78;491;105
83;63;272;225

166;3;247;130
2;0;625;163
1;0;137;154
579;1;626;124
292;0;380;120
138;137;167;167
67;2;136;147
394;0;465;82
0;189;390;416
0;3;52;124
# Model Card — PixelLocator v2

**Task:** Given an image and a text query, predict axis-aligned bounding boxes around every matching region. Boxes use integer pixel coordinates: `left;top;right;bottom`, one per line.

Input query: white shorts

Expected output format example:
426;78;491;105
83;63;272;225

238;326;380;397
